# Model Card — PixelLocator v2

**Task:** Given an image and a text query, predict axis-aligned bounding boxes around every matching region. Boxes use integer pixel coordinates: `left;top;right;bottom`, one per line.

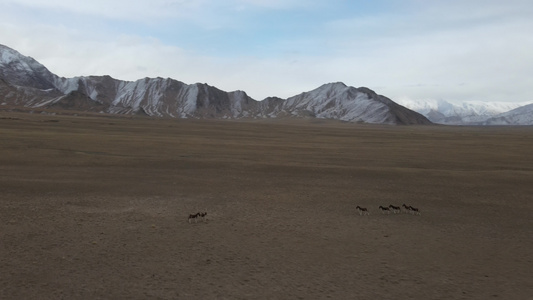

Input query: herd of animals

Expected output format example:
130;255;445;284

187;204;420;224
356;204;421;216
188;211;208;223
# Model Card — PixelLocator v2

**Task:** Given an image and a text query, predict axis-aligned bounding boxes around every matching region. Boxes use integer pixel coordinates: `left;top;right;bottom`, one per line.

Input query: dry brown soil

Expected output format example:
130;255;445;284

1;112;532;299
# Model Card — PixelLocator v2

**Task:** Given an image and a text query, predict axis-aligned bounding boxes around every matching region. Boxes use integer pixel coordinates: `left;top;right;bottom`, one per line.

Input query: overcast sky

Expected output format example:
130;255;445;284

1;0;532;103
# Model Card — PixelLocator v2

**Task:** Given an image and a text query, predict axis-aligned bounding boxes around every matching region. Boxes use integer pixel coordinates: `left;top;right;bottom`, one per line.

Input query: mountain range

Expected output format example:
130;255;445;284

2;43;531;125
0;44;432;125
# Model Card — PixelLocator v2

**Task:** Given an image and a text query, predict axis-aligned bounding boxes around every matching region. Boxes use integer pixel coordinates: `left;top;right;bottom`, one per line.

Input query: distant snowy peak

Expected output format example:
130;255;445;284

397;98;522;116
397;98;531;125
482;103;533;125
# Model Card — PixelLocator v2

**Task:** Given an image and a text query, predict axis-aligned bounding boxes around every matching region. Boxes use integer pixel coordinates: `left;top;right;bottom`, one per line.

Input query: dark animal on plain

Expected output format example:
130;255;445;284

389;205;401;214
379;206;390;214
188;213;200;223
409;206;421;215
356;206;370;216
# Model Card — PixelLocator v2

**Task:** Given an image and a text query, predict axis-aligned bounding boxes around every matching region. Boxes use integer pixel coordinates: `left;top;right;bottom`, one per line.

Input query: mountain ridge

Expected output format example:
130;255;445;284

0;44;431;125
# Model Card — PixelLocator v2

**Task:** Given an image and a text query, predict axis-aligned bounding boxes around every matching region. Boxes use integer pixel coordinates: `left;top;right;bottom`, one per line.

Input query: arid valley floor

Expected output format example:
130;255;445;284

1;112;532;299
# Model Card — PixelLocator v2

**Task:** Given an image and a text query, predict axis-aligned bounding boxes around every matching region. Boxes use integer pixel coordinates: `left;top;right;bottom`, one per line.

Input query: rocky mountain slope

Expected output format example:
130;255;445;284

0;44;430;125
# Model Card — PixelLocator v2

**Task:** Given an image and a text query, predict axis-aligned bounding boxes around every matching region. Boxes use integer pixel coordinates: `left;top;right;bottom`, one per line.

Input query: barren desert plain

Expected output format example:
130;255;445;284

1;111;532;299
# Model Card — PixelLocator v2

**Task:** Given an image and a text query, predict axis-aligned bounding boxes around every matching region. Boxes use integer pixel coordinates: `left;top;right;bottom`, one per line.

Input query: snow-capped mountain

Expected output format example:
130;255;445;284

0;44;58;90
0;44;431;125
481;103;533;125
396;98;530;125
278;83;430;124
